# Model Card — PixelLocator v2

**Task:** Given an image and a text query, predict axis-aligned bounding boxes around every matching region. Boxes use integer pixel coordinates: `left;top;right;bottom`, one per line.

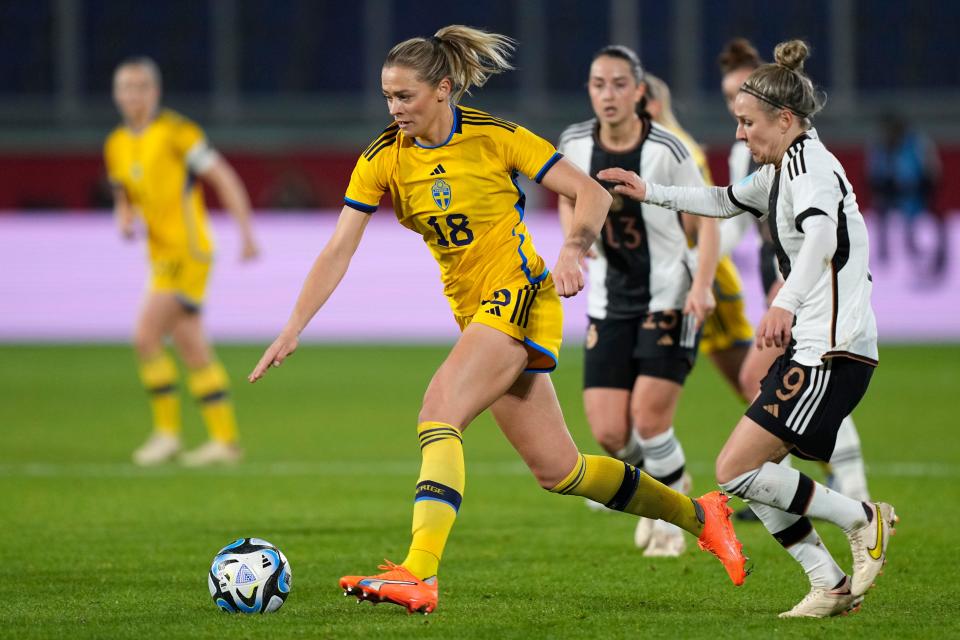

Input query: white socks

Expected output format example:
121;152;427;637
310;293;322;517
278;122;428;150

615;429;644;467
640;426;686;490
749;503;845;589
829;416;870;501
721;461;869;533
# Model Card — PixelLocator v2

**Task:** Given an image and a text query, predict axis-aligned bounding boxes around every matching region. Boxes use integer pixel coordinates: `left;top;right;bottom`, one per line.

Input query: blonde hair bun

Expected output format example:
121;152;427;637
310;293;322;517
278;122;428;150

774;40;810;72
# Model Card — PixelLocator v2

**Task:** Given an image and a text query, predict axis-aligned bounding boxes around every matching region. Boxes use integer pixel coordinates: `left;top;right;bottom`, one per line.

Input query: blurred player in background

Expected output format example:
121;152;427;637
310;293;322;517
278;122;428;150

868;112;946;279
557;47;719;558
105;57;259;467
600;39;896;618
250;26;745;615
718;39;871;507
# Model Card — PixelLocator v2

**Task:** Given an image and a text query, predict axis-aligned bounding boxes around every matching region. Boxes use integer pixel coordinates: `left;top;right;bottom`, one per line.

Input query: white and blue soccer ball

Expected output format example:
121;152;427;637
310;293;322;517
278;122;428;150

208;537;292;613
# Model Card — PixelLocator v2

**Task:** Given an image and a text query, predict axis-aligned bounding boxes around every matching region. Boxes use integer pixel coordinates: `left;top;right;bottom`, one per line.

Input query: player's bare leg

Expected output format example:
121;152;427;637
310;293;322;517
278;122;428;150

717;416;894;613
130;292;189;465
342;324;530;613
491;373;746;584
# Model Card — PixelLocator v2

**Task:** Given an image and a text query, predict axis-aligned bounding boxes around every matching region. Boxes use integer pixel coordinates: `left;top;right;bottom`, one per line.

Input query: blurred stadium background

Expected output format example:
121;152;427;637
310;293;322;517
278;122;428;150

0;0;957;345
3;2;959;636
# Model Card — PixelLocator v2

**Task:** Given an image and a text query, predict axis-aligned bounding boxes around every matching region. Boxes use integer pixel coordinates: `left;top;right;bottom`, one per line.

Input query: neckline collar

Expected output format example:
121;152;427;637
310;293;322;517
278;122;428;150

413;104;458;149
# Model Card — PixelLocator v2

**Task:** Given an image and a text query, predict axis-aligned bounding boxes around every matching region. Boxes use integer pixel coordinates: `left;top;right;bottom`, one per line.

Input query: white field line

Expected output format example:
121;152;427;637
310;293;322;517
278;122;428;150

0;460;956;479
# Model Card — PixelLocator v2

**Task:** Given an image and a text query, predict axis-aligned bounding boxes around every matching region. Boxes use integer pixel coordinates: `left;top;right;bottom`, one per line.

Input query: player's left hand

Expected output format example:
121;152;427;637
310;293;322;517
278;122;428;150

756;306;794;350
552;246;585;297
684;284;716;329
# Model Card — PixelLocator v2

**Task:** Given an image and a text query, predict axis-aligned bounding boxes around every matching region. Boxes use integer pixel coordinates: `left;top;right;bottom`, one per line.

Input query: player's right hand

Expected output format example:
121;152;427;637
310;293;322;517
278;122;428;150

249;332;299;382
596;168;647;202
552;245;585;297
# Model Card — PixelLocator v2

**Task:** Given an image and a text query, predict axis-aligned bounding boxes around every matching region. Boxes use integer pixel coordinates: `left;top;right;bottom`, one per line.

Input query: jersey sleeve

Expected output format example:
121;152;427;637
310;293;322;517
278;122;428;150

103;134;122;187
672;153;707;188
788;158;843;232
343;127;398;214
172;118;218;174
727;166;772;219
501;126;563;184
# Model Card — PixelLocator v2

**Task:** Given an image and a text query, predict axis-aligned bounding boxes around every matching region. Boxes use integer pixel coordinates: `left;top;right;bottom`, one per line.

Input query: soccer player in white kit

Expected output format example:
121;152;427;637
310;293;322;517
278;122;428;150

599;39;897;619
717;38;872;506
557;46;720;557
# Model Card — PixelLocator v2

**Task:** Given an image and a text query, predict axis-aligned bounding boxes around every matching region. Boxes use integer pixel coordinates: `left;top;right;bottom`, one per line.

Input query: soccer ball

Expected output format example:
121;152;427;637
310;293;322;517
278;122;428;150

208;537;292;613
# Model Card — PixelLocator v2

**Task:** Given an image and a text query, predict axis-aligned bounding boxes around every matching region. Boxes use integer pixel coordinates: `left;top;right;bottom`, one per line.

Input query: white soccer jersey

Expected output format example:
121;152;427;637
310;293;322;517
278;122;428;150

727;129;878;366
559;118;704;319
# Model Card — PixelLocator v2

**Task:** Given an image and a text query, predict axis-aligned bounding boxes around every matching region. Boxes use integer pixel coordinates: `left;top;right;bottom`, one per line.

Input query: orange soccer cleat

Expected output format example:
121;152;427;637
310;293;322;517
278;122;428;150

340;560;439;614
695;491;748;586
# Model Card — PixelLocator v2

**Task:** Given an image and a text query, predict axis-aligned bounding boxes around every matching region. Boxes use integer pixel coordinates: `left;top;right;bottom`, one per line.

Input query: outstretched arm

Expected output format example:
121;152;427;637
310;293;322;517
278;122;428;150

249;206;371;381
540;158;612;297
596;167;744;219
200;157;259;260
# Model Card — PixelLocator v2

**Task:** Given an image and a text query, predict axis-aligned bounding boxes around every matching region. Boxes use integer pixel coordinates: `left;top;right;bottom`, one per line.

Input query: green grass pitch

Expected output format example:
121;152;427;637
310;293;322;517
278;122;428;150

2;343;958;638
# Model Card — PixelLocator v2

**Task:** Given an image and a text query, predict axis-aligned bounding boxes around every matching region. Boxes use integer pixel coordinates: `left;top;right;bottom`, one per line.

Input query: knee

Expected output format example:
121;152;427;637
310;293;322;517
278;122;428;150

715;450;743;487
630;406;670;439
715;457;734;486
132;329;161;360
589;423;627;456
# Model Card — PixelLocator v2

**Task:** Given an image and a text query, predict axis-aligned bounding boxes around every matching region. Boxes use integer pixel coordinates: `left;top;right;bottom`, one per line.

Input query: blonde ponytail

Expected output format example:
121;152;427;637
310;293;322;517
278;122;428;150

384;25;515;104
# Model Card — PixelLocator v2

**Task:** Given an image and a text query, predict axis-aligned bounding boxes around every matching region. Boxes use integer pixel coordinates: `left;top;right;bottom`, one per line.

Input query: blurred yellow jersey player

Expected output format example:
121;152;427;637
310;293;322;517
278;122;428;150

345;105;565;370
105;109;216;304
105;57;260;467
645;73;754;400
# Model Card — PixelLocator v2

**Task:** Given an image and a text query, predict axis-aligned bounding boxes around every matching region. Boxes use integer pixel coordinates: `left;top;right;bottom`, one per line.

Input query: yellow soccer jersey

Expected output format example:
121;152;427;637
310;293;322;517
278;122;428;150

344;105;563;316
104;109;215;260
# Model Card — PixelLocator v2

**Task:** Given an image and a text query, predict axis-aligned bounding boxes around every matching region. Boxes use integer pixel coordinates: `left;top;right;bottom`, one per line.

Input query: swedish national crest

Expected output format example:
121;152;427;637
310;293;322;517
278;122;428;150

432;178;452;211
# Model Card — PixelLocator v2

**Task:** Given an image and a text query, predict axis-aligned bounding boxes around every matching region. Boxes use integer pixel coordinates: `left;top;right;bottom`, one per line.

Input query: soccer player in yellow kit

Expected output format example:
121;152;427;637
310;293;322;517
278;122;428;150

249;26;745;615
105;57;259;466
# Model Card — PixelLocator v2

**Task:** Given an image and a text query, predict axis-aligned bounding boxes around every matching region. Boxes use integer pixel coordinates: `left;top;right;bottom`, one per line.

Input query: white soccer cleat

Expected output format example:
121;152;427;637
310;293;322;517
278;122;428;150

642;520;686;557
179;440;243;467
634;517;655;549
778;576;863;618
848;502;897;596
132;432;182;466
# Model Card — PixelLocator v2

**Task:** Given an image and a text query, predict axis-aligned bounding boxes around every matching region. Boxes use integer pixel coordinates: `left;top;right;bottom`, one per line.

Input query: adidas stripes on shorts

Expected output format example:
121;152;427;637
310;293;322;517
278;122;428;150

583;310;701;389
746;352;874;462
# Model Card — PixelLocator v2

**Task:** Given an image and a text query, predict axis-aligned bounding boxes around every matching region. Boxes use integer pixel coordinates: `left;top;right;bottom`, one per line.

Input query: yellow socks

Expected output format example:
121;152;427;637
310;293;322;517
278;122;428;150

138;352;180;435
402;422;465;580
187;362;238;443
551;454;704;536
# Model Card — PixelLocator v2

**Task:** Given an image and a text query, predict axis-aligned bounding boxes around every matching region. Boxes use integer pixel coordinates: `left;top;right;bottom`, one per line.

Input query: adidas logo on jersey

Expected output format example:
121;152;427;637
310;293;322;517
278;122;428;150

763;403;780;418
657;334;674;347
430;164;446;176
